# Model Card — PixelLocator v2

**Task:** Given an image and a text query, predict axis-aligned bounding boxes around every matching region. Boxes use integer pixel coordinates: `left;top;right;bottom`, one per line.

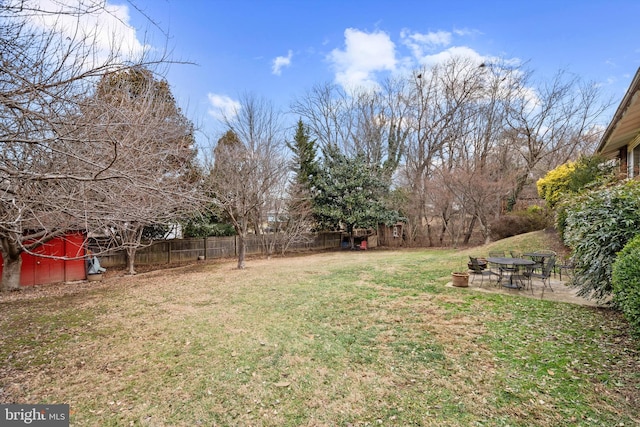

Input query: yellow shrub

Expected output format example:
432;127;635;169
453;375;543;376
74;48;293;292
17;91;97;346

536;161;576;207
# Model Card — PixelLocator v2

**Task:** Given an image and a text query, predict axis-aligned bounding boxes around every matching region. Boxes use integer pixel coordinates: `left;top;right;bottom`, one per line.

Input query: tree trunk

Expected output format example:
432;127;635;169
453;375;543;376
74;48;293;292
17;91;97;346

1;238;23;291
426;222;434;247
237;234;246;269
438;213;449;246
1;253;22;292
463;216;477;244
509;173;529;212
478;216;491;245
125;247;137;275
260;231;276;259
120;226;144;275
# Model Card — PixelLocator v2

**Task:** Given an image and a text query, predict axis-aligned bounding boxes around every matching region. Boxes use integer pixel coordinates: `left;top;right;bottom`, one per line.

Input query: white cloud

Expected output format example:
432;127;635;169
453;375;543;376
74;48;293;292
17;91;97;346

327;28;397;90
397;28;498;71
207;93;241;121
419;46;484;67
453;28;482;38
326;26;524;98
272;50;293;75
400;29;452;58
25;0;148;63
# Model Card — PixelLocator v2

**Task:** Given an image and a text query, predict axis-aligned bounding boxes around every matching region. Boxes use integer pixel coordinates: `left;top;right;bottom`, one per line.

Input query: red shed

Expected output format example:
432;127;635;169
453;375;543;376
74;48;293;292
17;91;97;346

0;232;87;286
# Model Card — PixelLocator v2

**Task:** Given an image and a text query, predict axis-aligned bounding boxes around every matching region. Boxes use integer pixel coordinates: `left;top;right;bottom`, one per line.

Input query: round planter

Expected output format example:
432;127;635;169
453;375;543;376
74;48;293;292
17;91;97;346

87;273;103;282
451;272;469;287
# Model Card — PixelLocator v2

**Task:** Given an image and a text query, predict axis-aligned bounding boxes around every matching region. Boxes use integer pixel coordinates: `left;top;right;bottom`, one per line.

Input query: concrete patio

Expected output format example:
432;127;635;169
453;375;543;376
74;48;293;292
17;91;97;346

448;273;608;307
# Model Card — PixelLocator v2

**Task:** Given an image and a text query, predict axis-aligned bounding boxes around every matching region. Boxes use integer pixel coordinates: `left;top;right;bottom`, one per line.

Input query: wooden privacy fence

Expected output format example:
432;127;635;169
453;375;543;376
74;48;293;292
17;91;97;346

93;232;343;268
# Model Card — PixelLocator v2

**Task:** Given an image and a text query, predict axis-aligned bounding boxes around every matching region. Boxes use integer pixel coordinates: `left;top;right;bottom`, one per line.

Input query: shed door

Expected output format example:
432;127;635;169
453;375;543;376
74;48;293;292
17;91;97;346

64;233;87;282
30;239;65;286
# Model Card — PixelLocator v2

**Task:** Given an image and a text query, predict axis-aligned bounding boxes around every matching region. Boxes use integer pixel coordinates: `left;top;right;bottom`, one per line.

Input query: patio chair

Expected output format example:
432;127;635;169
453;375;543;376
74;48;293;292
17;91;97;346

528;250;556;274
486;258;504;285
469;256;497;287
529;256;556;296
520;264;536;294
554;256;575;280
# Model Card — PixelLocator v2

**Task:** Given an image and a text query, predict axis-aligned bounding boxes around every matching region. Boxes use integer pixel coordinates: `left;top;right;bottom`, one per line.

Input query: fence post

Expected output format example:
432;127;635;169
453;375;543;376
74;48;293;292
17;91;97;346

204;237;208;259
168;240;172;264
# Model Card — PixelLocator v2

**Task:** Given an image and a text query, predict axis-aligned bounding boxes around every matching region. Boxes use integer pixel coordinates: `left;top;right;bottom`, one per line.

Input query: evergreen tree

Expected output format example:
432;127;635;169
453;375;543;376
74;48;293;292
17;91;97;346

285;119;318;230
312;145;399;247
287;119;318;189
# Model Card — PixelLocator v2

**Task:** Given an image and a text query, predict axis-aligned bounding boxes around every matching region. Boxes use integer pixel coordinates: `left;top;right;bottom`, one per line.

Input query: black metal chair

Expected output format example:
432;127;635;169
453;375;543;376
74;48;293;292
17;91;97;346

555;256;575;280
469;256;497;286
529;256;556;296
528;250;556;274
521;264;536;293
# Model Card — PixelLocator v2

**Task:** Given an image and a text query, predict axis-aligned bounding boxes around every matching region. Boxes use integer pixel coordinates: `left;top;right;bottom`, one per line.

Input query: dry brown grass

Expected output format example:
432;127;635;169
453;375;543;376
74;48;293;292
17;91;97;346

1;239;639;426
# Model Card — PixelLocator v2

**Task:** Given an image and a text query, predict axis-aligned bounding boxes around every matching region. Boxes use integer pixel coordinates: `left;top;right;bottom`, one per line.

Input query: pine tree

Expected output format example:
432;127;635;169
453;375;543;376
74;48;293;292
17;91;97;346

287;119;318;189
285;119;318;229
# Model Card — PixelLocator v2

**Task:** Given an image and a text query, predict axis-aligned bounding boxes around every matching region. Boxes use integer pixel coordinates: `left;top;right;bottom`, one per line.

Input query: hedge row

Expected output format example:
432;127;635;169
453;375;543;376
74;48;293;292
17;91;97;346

561;180;640;337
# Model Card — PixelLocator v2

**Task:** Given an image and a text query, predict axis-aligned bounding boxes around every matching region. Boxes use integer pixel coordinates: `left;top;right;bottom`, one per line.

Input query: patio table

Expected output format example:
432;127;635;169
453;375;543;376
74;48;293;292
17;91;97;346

487;257;536;289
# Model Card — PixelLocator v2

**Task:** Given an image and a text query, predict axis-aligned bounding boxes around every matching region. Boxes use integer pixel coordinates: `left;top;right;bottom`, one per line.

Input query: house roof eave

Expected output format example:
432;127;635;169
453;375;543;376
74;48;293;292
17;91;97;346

597;67;640;156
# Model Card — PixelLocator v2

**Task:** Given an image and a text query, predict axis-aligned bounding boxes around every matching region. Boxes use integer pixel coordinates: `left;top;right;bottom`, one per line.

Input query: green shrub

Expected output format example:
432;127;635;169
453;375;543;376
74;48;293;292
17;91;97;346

555;203;569;241
612;234;640;338
563;180;640;302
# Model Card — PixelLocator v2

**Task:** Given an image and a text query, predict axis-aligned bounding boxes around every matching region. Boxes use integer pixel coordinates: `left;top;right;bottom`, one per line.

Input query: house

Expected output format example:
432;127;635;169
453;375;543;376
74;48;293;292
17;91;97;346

596;67;640;177
0;232;87;286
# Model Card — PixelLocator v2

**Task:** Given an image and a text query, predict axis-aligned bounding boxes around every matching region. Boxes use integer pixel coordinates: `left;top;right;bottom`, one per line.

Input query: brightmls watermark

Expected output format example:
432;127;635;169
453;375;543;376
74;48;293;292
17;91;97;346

1;405;69;426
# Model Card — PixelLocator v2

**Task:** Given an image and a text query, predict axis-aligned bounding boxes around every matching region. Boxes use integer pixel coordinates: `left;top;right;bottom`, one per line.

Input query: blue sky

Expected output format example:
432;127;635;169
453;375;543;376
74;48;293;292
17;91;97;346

33;0;640;149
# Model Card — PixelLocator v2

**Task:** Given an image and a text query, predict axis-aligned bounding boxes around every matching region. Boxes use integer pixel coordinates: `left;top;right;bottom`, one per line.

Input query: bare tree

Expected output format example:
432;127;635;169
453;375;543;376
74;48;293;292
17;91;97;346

290;83;355;153
502;69;611;209
395;57;609;246
207;94;287;269
278;194;316;255
255;172;312;257
445;62;520;244
291;79;408;181
252;150;289;258
400;56;484;245
77;67;200;275
0;0;178;290
350;79;410;183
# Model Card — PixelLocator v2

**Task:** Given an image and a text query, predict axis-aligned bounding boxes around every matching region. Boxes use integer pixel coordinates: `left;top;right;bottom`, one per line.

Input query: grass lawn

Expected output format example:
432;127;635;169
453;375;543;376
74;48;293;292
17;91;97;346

1;232;639;426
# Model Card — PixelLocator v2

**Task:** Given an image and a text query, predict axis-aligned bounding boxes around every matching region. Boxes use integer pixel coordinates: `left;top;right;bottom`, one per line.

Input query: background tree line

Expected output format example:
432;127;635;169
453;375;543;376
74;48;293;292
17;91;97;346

287;58;607;246
203;56;609;270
